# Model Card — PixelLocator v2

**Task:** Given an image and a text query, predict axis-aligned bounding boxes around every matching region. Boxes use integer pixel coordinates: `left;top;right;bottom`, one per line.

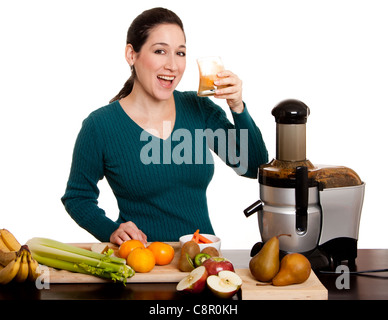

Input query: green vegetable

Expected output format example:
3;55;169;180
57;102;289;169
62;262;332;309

26;237;134;284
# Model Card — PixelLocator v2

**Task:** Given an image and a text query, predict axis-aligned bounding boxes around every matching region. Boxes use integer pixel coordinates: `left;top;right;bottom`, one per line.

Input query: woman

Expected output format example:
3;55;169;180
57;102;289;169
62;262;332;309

61;7;268;246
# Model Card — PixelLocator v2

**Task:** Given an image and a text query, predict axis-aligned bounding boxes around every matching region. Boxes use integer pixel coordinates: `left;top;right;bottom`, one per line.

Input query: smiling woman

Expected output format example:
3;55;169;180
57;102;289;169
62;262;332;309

110;8;186;103
123;24;186;104
119;23;186;139
61;7;268;246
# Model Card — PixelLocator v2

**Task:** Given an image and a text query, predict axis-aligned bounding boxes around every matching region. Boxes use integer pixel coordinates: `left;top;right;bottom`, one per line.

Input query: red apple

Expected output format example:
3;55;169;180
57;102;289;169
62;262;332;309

176;266;208;293
207;270;243;299
202;257;234;276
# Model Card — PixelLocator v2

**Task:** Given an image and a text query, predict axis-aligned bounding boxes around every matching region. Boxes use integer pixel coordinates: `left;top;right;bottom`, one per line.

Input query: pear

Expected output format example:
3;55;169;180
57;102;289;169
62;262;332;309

272;253;311;286
249;234;290;282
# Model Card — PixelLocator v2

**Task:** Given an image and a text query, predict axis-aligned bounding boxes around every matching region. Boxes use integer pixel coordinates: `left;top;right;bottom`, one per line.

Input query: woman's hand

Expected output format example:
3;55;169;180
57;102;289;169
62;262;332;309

214;70;244;113
110;221;147;246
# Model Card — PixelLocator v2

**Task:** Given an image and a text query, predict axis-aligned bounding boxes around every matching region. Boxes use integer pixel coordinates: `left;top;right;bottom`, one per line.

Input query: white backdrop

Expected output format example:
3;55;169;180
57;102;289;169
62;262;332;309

1;0;387;249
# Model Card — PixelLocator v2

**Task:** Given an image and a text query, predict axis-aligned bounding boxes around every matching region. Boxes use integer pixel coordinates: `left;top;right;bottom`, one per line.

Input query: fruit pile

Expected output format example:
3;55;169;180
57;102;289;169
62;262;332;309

176;240;242;299
0;229;40;285
178;240;219;272
249;234;312;286
118;240;175;273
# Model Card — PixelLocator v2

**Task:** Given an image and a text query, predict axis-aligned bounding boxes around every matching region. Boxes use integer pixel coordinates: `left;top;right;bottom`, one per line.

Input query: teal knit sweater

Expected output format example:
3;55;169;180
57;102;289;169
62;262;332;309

61;91;268;242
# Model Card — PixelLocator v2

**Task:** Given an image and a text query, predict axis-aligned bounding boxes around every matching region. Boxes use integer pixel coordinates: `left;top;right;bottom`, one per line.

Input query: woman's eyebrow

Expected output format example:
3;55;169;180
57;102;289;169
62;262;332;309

152;42;186;49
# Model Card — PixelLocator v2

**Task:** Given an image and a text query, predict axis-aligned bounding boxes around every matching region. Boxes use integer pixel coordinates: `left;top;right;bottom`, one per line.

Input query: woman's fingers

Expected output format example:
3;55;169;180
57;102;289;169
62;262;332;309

214;70;244;112
110;221;148;246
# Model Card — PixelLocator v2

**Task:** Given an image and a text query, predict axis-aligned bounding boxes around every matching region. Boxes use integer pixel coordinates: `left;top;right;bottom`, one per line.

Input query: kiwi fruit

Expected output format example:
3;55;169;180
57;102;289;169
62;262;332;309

178;241;200;272
181;241;200;260
201;246;219;257
178;253;195;272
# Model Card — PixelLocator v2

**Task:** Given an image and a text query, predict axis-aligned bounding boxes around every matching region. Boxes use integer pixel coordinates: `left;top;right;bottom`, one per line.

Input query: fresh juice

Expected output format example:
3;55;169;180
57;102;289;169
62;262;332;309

197;74;218;96
197;57;227;97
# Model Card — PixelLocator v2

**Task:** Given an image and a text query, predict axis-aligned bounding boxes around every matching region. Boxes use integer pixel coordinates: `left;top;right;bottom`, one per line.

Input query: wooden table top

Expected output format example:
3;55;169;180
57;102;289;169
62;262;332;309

1;249;387;301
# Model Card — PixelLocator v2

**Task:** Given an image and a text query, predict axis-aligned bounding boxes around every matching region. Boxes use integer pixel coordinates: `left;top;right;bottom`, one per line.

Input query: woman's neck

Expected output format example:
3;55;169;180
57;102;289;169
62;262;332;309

119;86;176;140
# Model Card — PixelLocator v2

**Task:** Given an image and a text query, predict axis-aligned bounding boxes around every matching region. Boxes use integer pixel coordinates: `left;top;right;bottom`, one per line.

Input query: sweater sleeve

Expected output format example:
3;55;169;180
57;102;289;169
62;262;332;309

199;97;268;178
61;115;119;242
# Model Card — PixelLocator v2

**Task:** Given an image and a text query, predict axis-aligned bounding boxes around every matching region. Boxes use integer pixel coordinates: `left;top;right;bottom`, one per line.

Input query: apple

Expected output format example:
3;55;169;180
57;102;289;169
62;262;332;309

206;270;243;299
202;257;234;276
176;266;208;293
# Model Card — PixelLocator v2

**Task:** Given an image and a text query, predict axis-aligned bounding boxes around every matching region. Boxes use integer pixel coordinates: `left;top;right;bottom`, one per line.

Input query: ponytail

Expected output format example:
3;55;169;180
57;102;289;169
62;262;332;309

109;67;136;103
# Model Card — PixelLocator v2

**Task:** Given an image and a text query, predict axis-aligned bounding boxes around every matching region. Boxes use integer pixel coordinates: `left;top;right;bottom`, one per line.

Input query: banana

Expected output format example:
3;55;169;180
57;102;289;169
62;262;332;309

0;229;22;251
26;250;40;281
14;250;29;283
0;250;17;267
0;252;22;285
0;237;10;252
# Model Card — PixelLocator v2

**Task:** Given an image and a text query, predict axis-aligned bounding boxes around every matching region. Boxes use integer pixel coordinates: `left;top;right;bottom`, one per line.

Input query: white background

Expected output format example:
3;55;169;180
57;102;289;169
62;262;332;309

1;0;387;250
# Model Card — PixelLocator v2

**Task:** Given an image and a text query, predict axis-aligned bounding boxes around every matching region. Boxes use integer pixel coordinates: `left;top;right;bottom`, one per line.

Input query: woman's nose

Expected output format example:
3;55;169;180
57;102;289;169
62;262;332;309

165;56;178;71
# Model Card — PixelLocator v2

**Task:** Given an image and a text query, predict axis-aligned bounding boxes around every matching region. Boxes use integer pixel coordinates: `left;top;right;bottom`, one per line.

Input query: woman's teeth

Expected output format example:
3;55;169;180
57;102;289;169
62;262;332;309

158;75;175;81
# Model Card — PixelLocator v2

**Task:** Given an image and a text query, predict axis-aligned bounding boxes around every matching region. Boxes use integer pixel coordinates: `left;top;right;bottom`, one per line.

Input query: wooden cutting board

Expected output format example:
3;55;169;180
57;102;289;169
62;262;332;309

44;242;327;300
47;242;188;283
235;268;327;300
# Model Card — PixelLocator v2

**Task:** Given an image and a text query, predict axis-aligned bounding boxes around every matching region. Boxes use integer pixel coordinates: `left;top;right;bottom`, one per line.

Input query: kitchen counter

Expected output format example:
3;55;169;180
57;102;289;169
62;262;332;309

317;249;388;300
0;249;387;301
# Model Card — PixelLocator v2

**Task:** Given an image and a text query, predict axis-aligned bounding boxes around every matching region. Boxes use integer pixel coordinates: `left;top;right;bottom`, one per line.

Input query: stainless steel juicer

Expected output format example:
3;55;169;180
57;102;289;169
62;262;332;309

244;99;365;270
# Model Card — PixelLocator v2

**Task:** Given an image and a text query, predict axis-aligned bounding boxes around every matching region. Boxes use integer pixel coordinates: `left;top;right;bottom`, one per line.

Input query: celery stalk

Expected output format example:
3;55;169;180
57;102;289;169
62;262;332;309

28;237;125;264
32;252;132;281
26;237;135;283
29;241;124;273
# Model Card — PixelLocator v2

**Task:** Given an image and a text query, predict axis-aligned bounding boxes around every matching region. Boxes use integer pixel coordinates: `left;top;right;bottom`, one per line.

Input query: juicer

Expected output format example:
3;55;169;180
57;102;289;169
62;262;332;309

244;99;365;270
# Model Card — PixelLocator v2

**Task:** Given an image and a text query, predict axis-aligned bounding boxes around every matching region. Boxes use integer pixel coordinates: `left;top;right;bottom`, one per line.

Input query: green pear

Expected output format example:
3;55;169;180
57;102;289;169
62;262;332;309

249;234;290;282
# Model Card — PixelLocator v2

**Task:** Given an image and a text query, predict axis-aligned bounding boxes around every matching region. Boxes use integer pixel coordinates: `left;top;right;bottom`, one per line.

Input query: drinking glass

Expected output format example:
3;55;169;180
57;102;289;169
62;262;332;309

197;56;227;97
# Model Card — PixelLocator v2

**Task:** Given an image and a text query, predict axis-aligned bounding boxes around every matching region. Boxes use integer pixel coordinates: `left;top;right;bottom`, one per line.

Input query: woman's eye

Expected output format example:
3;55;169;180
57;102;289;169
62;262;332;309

154;49;166;54
177;51;186;57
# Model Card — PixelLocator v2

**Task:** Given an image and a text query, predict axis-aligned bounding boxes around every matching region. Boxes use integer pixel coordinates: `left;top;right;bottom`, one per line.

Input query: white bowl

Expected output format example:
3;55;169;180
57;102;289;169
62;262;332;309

179;234;221;251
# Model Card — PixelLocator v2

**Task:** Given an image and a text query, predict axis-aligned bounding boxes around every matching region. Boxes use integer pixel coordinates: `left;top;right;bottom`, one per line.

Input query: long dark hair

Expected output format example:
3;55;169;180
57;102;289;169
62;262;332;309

110;7;185;103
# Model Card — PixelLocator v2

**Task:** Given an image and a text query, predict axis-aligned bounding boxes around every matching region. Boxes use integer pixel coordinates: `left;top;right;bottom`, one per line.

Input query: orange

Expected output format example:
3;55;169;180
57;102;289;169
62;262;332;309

126;247;155;273
147;241;175;266
118;239;145;259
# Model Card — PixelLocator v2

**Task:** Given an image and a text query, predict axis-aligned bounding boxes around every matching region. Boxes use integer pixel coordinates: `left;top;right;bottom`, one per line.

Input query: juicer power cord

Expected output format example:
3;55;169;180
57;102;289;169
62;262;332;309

319;268;388;278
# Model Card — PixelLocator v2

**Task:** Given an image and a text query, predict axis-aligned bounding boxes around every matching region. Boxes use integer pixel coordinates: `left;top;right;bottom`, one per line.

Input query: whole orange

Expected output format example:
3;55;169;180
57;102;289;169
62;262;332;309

118;239;145;259
126;247;155;273
147;242;175;266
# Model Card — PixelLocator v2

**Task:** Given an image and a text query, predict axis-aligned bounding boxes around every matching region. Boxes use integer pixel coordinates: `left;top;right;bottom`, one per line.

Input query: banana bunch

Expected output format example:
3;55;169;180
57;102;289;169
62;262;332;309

0;229;40;285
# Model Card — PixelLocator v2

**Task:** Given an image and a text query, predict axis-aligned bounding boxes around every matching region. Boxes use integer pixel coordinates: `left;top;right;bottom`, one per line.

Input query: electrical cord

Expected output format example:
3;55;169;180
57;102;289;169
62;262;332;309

319;268;388;274
319;268;388;278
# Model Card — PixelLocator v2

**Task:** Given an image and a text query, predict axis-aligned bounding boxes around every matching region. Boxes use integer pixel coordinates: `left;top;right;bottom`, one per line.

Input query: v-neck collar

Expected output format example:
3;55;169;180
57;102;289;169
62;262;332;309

116;91;179;141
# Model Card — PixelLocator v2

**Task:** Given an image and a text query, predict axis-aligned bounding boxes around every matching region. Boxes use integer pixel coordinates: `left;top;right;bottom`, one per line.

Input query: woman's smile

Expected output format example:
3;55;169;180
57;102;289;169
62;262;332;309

157;75;176;88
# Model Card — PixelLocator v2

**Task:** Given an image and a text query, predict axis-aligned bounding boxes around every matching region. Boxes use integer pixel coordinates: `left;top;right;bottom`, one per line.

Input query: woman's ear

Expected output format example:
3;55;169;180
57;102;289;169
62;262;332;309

125;44;136;66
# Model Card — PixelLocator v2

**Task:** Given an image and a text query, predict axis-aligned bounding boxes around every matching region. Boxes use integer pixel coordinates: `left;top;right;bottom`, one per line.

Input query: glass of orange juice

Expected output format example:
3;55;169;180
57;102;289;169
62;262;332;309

197;56;227;97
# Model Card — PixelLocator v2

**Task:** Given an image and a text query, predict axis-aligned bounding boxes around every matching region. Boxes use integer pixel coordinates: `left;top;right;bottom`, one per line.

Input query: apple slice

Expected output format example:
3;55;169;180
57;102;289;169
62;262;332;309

176;266;208;293
206;270;242;299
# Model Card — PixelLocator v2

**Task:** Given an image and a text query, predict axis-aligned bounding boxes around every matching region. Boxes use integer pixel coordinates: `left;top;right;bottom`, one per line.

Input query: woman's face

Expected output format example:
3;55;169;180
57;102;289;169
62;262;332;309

130;23;186;101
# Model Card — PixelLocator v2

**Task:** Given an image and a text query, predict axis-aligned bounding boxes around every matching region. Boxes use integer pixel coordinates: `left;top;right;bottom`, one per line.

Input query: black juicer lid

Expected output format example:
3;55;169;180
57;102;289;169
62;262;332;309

272;99;310;124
